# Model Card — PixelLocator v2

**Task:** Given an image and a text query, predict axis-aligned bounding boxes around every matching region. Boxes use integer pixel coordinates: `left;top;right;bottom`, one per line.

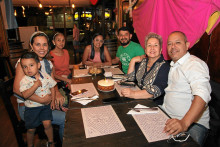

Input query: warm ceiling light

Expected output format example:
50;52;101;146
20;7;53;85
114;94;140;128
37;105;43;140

37;0;43;8
72;4;75;8
45;12;49;15
39;3;43;8
14;10;17;16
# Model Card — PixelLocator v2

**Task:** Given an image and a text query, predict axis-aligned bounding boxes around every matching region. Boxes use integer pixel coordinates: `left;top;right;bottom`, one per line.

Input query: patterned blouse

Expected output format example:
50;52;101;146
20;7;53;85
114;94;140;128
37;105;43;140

127;55;170;98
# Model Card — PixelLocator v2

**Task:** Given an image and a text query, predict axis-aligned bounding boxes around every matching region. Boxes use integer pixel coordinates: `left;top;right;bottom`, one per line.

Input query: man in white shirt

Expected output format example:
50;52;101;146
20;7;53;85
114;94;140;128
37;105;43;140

162;31;211;146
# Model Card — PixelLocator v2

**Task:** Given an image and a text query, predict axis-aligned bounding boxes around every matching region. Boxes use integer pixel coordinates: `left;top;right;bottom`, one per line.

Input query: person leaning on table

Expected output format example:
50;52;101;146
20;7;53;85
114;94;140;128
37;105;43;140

112;27;145;74
162;31;211;146
121;32;170;105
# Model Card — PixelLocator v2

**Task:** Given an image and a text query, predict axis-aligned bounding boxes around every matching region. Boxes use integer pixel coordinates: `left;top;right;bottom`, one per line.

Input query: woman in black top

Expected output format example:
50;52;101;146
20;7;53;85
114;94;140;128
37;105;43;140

121;32;170;104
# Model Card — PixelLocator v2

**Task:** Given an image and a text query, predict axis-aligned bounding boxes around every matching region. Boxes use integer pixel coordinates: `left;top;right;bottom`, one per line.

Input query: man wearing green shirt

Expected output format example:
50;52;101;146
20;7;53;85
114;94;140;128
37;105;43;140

112;27;145;74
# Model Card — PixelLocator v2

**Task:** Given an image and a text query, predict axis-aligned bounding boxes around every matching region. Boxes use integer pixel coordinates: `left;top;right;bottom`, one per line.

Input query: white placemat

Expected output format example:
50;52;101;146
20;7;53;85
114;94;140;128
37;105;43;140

131;104;169;142
71;83;99;98
81;105;126;138
70;83;99;105
104;68;124;75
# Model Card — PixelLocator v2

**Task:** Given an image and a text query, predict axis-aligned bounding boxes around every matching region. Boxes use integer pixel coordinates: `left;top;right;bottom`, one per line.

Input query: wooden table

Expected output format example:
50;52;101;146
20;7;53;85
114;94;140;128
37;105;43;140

68;74;133;109
63;73;200;147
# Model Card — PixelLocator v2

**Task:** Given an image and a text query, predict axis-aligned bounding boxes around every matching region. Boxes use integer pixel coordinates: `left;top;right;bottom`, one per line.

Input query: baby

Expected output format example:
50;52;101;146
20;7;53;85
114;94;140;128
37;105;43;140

19;52;56;147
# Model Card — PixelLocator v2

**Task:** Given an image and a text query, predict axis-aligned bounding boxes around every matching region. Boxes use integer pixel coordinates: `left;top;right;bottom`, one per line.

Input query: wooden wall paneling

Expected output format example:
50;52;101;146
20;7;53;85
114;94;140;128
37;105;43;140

0;6;14;79
0;6;9;57
189;33;210;62
207;23;220;83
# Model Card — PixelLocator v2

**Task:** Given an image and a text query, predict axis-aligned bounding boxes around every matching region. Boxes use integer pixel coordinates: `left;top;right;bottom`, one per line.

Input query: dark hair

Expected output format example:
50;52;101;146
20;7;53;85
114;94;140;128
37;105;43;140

118;27;131;34
30;31;49;45
53;32;64;41
30;31;52;59
90;33;105;62
170;31;188;42
20;52;40;64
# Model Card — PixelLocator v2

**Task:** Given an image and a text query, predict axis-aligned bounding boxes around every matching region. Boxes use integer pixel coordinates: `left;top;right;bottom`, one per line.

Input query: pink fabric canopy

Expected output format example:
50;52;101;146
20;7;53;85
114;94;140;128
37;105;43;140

133;0;220;60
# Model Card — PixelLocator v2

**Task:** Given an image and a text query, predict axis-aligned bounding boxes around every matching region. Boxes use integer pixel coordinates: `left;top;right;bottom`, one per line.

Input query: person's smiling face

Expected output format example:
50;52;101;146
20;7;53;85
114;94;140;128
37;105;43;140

53;34;65;50
145;38;161;59
167;32;190;63
118;30;132;47
93;35;104;49
30;36;49;60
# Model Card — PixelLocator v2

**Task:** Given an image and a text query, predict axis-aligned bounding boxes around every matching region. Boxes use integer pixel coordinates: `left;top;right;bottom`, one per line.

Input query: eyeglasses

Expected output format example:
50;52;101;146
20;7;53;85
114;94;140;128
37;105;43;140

167;132;190;143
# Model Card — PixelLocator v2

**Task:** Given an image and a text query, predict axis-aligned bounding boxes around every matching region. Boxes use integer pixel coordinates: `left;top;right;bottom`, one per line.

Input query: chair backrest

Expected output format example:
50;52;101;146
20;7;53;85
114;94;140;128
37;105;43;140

209;80;220;122
0;78;25;147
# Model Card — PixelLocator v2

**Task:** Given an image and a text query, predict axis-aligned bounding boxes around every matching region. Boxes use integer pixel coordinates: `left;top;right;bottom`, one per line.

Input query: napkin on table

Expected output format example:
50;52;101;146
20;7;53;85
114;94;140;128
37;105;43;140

71;95;99;105
73;69;91;78
127;104;159;115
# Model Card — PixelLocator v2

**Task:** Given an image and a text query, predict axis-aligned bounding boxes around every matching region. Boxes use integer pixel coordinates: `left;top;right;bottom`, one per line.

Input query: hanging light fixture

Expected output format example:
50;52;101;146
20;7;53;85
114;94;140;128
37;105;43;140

72;4;75;8
39;3;43;8
37;0;43;8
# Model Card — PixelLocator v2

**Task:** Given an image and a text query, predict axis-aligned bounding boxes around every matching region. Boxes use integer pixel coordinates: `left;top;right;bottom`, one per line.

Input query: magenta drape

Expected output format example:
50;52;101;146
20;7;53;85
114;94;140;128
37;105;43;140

133;0;220;59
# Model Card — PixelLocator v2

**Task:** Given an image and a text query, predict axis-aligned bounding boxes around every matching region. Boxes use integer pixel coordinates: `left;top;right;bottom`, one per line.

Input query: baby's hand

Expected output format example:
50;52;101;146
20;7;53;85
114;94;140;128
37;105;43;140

35;79;42;87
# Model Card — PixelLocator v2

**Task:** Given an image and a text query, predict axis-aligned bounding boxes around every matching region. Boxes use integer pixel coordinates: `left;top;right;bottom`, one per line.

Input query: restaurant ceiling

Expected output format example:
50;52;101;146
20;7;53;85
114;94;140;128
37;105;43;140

12;0;92;7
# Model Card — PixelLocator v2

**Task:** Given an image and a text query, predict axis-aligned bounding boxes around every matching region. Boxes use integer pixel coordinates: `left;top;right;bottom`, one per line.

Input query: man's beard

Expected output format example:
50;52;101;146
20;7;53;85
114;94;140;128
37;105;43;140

120;39;131;46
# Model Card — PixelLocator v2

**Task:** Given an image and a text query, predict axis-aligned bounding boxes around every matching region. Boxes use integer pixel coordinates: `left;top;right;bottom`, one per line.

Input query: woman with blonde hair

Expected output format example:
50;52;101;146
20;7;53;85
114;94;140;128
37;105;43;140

121;32;170;105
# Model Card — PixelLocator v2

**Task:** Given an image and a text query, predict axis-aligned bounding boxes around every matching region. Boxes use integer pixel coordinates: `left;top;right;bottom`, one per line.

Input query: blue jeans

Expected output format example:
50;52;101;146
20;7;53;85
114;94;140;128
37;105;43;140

18;105;65;142
188;123;208;146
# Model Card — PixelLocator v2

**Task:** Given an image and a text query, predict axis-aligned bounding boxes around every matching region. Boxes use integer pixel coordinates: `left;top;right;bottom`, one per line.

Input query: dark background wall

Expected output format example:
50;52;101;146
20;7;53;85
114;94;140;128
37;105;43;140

190;23;220;83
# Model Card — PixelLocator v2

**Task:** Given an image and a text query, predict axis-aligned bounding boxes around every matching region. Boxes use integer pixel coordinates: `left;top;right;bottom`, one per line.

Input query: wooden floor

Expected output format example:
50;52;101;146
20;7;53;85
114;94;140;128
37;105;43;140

0;95;53;147
0;95;18;147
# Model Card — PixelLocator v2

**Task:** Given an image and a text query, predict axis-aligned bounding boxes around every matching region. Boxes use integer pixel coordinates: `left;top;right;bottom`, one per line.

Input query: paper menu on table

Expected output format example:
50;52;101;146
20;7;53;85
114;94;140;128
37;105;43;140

70;83;99;98
73;69;90;77
132;104;169;142
104;68;124;75
115;82;140;97
81;105;126;138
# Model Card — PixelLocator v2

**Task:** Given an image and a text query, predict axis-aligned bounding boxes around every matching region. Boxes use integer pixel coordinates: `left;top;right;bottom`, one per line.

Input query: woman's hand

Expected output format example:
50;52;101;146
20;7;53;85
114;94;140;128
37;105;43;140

55;90;65;106
127;55;146;74
121;88;135;98
66;79;72;85
50;99;56;110
41;94;52;105
132;55;146;63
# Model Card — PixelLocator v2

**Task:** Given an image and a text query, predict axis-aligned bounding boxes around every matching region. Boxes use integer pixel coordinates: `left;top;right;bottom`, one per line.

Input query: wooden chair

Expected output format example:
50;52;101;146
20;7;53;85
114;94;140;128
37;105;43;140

73;42;85;64
0;78;26;147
